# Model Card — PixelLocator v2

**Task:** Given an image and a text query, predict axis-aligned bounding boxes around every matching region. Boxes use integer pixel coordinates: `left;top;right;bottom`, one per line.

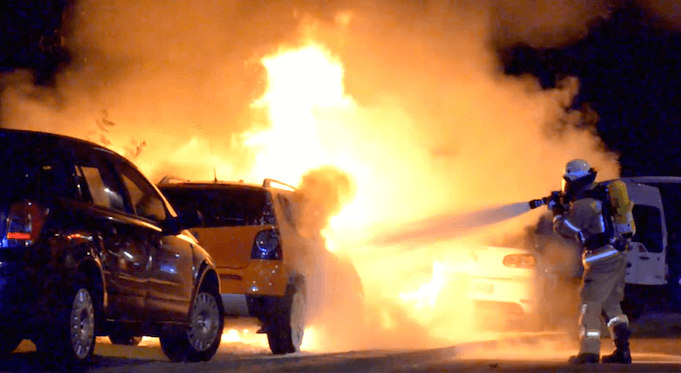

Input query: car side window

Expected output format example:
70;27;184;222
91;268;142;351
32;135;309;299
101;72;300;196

277;194;297;229
78;166;109;208
118;163;167;222
74;155;126;212
262;193;277;226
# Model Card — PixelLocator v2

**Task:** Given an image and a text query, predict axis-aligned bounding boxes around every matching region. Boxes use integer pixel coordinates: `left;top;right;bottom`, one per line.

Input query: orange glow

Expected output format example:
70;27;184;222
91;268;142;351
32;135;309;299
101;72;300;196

221;329;242;343
399;262;446;310
242;43;465;346
300;326;321;352
216;326;320;352
244;44;355;186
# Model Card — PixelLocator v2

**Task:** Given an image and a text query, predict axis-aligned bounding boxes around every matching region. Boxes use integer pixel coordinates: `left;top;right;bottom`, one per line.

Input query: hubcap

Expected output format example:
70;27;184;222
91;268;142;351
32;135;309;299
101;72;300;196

290;291;305;350
70;288;95;360
187;292;220;352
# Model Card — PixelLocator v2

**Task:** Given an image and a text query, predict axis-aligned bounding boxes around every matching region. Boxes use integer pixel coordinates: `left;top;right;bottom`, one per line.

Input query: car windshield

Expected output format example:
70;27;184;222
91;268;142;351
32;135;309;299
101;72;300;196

0;135;71;200
161;186;275;227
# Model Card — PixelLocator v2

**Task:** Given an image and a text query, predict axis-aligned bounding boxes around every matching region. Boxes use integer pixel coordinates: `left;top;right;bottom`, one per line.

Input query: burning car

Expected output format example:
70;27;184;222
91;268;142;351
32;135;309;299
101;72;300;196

466;245;543;330
158;177;365;354
0;129;223;364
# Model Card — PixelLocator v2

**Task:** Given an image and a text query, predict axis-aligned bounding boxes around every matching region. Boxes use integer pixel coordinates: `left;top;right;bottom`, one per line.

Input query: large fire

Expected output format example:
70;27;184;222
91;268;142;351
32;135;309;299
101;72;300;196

240;42;478;351
241;44;372;235
243;45;353;184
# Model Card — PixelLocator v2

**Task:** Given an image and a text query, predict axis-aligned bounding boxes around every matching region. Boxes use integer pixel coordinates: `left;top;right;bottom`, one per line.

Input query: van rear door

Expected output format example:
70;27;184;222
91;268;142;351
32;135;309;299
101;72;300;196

624;182;667;286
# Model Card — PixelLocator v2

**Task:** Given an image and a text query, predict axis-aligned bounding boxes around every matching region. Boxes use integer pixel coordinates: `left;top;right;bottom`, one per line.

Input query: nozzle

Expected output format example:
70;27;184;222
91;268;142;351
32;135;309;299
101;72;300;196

528;199;546;209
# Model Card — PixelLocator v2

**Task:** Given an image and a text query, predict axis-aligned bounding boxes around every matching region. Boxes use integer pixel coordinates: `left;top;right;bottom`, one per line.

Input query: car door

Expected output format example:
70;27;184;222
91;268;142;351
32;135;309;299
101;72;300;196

624;182;667;286
115;161;194;322
71;147;150;321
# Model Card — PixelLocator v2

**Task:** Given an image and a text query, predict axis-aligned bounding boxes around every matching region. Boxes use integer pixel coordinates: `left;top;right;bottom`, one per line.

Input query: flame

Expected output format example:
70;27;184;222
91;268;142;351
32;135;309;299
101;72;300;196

242;42;458;340
244;44;355;185
399;262;446;310
221;329;244;343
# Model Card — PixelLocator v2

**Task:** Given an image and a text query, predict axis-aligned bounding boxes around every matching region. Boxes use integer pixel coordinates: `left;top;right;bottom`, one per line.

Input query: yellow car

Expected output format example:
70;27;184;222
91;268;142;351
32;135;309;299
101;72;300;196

158;177;363;354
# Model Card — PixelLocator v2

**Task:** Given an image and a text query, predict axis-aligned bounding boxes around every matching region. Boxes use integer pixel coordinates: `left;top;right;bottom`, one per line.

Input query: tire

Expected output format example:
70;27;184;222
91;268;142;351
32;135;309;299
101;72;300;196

108;331;142;346
159;282;223;362
0;331;22;356
37;274;97;364
267;285;305;355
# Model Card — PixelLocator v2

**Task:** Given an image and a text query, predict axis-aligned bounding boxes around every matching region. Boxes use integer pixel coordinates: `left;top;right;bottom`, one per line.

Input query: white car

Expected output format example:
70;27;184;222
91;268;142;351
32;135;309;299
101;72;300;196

465;245;543;330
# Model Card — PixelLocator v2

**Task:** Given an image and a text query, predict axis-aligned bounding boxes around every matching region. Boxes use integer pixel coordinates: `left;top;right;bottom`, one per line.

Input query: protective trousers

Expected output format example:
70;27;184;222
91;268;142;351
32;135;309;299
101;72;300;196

578;247;628;356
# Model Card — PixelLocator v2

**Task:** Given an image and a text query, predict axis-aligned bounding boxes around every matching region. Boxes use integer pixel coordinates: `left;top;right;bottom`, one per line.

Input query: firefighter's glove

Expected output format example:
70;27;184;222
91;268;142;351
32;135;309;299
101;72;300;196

547;199;566;216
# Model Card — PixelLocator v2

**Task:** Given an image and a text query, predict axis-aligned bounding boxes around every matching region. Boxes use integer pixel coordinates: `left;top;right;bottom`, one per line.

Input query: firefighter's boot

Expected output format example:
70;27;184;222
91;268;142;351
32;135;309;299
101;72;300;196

567;353;599;364
601;323;632;364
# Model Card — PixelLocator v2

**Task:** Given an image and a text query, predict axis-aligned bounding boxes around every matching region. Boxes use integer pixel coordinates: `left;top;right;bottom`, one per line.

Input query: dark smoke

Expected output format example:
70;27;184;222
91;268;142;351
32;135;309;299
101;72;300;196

297;165;356;232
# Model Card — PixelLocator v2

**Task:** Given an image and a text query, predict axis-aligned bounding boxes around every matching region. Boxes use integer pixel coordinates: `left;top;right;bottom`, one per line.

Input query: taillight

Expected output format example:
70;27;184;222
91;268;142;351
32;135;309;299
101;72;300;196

3;200;48;248
251;229;282;260
503;253;536;268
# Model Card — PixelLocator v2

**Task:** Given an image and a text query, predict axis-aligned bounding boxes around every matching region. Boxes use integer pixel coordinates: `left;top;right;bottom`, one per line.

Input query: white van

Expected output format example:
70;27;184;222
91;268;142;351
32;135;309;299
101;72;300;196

618;177;681;317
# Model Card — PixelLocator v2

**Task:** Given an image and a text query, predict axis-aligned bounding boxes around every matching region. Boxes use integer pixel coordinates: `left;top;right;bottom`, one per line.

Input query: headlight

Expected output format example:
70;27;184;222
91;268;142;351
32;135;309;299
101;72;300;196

503;253;536;268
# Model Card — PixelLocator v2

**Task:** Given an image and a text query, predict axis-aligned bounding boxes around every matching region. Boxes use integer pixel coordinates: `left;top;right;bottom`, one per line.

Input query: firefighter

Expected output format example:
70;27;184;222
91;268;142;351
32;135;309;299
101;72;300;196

551;159;634;364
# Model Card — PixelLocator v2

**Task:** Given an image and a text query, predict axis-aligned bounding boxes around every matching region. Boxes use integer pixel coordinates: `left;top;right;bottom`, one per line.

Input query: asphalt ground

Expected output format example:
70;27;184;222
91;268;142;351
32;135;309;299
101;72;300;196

2;308;681;372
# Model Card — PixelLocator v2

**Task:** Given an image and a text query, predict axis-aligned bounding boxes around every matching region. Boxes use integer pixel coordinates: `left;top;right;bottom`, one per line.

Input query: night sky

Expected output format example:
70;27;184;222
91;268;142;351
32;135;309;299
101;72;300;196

1;0;680;177
500;2;681;177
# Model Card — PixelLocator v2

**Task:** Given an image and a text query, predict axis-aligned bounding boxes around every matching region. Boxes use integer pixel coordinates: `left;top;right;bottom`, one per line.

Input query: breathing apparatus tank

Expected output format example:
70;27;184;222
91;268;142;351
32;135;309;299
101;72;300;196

608;179;636;239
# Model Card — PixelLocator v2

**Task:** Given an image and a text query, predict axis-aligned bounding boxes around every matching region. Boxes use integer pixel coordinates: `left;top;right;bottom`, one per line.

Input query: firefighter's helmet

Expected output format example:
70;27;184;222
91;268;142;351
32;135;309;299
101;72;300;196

562;159;597;198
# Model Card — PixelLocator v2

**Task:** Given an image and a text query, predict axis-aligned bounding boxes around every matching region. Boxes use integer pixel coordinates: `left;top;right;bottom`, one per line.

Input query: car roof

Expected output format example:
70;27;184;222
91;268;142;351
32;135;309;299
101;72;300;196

1;129;160;181
0;128;112;153
157;177;297;194
159;181;268;192
619;176;681;185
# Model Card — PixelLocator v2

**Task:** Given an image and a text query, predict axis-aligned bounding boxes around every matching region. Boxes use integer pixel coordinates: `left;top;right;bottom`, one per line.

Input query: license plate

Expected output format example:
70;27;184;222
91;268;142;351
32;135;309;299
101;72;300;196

474;282;494;295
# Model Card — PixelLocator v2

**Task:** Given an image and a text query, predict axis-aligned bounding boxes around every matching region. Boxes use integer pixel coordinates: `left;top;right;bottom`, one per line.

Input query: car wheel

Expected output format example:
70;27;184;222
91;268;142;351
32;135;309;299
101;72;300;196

38;275;97;364
159;282;223;362
108;331;142;346
267;285;305;354
0;331;22;356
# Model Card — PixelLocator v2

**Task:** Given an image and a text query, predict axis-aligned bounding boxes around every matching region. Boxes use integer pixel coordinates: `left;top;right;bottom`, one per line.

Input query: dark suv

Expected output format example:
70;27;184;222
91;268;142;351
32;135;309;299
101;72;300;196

0;129;223;363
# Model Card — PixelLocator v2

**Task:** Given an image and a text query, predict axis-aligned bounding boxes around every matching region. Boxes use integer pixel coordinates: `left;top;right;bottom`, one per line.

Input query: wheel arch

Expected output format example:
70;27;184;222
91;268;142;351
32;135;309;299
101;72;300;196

194;260;220;298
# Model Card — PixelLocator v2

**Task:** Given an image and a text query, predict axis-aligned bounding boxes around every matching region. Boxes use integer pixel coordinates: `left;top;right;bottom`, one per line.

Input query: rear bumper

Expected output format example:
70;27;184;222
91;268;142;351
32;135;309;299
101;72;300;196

218;260;287;297
468;275;537;314
221;291;292;324
221;293;250;317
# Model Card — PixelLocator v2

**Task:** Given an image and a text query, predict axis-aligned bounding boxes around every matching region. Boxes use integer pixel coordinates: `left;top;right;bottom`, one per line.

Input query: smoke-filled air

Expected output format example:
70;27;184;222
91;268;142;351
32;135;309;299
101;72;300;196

2;0;652;354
